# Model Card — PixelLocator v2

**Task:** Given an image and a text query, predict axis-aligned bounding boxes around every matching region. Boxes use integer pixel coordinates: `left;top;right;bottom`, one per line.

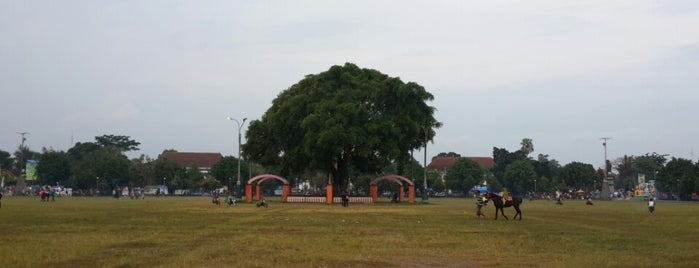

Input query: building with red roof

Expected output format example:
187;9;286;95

426;156;495;174
162;152;223;174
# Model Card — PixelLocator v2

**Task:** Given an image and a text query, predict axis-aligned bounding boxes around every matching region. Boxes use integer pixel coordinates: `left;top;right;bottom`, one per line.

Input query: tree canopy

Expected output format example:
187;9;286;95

95;135;141;152
243;63;440;191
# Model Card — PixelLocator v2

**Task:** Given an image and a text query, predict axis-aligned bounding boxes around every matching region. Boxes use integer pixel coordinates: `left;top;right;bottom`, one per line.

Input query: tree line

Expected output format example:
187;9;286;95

2;135;697;200
438;139;699;200
0;135;254;195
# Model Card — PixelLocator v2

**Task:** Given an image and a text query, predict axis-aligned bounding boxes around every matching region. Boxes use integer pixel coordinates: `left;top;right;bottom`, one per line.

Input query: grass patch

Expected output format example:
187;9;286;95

1;196;697;267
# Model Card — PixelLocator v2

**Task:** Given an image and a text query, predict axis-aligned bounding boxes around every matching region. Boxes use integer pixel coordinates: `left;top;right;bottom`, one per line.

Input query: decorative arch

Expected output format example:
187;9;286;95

369;175;415;204
370;175;415;186
245;174;290;203
247;174;290;185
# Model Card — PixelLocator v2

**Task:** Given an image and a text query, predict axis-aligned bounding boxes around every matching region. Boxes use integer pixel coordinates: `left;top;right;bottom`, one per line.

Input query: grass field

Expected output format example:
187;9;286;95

1;196;697;268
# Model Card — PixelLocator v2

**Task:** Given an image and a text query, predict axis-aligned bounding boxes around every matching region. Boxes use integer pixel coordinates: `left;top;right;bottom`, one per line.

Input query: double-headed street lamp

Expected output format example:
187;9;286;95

227;116;247;200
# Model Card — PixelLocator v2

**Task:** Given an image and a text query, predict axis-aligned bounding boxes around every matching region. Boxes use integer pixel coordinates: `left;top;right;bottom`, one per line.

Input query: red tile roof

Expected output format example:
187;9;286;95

426;156;495;172
467;157;496;168
162;152;222;168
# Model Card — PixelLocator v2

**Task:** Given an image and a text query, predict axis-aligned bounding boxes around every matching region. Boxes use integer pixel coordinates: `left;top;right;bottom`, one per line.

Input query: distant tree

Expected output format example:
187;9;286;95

67;142;101;161
153;157;185;189
198;175;222;192
179;164;203;190
559;162;596;191
68;146;131;191
520;138;534;156
659;158;696;200
130;155;155;187
531;154;559;192
95;135;141;152
635;153;668;178
483;172;502;192
492;147;527;183
435;152;461;159
210;156;241;185
615;155;638;191
243;63;440;193
36;149;70;185
0;150;12;171
444;158;483;194
427;171;444;193
503;159;537;195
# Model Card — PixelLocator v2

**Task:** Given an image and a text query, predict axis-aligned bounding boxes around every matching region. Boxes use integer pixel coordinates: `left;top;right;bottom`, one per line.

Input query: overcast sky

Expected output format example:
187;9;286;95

2;1;698;168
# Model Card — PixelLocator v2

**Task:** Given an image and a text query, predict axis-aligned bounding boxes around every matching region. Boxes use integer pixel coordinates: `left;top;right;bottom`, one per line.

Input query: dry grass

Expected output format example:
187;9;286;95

0;196;697;267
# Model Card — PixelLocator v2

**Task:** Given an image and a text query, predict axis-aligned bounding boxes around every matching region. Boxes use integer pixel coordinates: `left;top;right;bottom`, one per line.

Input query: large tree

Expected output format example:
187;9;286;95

243;63;440;192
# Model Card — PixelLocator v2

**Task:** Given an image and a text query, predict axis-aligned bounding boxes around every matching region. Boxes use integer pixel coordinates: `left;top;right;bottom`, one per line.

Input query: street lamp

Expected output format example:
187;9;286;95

600;137;612;199
422;126;429;203
227;116;247;200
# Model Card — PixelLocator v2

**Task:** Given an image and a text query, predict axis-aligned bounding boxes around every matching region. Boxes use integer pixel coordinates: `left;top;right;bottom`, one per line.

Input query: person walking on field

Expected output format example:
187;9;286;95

648;197;655;213
341;191;349;207
476;194;487;218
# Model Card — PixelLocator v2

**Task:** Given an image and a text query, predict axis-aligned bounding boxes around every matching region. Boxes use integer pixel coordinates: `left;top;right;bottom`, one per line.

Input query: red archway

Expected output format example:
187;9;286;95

369;175;415;204
246;174;290;203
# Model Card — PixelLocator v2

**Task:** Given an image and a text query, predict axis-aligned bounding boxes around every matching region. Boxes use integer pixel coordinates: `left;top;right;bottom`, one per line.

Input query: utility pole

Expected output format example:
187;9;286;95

600;137;612;200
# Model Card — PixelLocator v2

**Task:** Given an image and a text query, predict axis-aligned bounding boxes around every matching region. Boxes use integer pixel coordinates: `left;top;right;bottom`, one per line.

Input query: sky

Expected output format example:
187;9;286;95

2;0;698;169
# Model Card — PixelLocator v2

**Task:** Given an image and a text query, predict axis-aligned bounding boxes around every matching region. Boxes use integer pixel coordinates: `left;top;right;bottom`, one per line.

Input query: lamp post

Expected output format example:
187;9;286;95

96;176;99;195
422;126;429;203
600;137;612;200
227;117;247;200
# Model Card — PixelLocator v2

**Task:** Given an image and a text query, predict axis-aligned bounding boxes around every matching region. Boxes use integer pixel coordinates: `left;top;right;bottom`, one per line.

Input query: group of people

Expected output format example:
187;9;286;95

212;193;237;206
39;186;56;202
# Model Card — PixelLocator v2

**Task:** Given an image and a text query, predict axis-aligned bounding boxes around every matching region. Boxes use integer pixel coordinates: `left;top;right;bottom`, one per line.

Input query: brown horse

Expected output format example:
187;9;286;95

485;192;523;220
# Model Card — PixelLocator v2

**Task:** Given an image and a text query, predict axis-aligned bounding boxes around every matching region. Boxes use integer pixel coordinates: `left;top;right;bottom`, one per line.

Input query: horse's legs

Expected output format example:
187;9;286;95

500;207;509;220
514;205;522;220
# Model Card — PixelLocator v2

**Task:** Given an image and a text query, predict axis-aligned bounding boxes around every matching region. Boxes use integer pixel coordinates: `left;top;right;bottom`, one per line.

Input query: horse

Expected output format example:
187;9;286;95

485;192;523;220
